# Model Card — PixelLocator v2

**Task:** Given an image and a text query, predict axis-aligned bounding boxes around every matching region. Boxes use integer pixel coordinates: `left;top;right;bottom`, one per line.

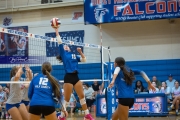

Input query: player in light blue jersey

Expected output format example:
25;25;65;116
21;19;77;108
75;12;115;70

21;67;33;111
6;65;32;120
54;27;94;120
28;62;61;120
109;57;155;120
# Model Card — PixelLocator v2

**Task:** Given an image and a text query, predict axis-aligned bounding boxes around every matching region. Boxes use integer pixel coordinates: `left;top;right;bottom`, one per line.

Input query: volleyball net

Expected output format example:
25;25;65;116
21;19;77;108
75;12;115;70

0;27;111;84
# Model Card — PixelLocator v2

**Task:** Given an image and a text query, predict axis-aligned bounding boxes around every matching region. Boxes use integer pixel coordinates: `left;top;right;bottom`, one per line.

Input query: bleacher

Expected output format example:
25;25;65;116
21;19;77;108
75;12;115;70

0;59;180;87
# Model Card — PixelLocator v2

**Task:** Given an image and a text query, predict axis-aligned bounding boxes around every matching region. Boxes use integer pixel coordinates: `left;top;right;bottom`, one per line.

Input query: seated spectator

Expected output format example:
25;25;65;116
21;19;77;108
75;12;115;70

152;76;161;89
83;83;95;112
166;74;176;90
168;81;180;115
92;80;100;96
149;82;159;93
159;82;171;103
0;85;7;119
2;87;10;119
134;80;146;93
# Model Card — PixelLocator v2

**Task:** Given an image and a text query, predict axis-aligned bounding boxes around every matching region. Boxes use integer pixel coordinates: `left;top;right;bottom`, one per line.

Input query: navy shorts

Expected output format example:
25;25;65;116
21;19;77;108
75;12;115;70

29;106;55;116
118;98;135;108
64;72;79;86
6;103;21;111
21;100;30;106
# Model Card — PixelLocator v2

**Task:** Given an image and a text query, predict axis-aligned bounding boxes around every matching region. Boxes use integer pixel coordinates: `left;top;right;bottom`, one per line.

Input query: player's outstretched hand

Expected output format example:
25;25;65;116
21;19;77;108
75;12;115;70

77;47;82;53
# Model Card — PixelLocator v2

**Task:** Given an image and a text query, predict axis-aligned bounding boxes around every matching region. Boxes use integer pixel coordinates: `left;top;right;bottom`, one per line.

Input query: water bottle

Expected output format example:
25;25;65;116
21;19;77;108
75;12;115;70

78;110;81;114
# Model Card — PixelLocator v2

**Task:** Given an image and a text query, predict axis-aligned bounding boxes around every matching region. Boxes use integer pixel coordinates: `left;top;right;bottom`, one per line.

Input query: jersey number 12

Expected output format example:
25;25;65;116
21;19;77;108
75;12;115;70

39;78;48;85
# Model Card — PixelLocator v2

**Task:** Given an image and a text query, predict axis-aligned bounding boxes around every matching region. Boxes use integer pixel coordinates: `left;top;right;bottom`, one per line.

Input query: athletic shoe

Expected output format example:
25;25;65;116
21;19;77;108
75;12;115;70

9;115;12;119
6;114;8;119
58;115;66;120
84;114;94;120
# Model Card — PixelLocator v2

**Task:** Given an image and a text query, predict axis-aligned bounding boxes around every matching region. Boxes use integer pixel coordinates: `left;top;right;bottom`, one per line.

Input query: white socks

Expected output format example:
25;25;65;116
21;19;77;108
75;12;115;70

84;109;89;115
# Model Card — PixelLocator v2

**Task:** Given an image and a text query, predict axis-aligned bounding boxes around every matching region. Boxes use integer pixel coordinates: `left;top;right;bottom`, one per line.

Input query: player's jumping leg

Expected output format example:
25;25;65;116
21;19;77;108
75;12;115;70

74;81;94;120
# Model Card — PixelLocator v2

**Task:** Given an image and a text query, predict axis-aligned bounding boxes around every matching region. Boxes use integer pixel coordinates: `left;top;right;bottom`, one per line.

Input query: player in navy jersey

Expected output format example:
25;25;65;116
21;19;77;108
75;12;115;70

54;27;94;120
28;62;61;120
109;57;156;120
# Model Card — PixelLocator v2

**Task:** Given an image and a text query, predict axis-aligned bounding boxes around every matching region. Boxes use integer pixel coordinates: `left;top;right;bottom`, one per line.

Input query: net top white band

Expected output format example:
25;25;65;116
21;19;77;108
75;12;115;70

0;27;101;49
0;79;109;84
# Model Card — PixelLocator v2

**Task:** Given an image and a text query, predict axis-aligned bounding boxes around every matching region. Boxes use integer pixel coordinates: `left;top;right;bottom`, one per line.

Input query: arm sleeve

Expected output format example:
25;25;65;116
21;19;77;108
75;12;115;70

28;79;34;100
131;69;142;75
58;44;65;59
76;55;81;62
114;67;120;74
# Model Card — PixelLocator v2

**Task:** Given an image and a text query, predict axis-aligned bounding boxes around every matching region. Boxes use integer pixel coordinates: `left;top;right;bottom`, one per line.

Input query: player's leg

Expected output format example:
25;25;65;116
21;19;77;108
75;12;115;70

117;98;134;120
18;103;29;120
7;107;23;120
43;106;57;120
29;106;41;120
118;104;129;120
111;108;119;120
45;111;58;120
74;81;94;120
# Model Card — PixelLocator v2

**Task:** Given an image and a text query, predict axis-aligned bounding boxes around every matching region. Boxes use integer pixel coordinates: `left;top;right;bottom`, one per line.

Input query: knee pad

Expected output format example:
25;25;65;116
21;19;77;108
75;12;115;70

80;98;86;105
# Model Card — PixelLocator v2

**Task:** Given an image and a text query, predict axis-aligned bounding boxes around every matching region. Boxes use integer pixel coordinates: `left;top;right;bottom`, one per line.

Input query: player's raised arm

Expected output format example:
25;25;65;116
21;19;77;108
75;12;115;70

77;47;86;62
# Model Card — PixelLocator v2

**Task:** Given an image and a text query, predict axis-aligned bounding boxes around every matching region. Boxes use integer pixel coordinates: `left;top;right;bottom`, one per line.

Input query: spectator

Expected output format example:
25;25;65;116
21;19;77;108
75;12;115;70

149;82;159;93
83;83;95;112
134;80;146;93
152;76;161;89
168;81;180;115
159;82;171;103
166;74;176;90
0;85;7;119
3;84;12;119
92;80;100;95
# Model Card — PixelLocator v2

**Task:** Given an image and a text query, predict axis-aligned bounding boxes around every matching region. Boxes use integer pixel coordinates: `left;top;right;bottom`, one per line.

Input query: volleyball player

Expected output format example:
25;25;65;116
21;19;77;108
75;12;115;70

21;65;32;111
6;65;32;120
28;62;61;120
54;27;94;120
108;57;156;120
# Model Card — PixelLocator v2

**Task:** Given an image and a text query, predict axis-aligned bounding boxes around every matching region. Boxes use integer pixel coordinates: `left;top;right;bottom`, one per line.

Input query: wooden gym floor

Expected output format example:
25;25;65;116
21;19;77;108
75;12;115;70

1;112;179;120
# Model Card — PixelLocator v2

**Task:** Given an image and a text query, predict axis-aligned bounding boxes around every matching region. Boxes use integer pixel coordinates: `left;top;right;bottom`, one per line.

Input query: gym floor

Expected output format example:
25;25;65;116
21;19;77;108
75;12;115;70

1;112;179;120
44;112;179;120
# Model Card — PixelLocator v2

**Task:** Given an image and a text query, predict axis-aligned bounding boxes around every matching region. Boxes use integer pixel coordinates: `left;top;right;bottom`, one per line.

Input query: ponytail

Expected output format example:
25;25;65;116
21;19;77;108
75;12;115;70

120;66;135;85
10;66;17;79
56;55;62;63
45;70;61;99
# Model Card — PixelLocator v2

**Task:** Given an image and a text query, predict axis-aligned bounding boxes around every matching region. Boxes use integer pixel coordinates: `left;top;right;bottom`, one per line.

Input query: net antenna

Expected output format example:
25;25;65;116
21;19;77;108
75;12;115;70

99;24;111;83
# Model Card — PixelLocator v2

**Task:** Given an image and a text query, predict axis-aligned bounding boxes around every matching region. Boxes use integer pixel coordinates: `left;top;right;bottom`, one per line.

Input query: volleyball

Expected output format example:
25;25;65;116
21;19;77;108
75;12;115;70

50;18;61;28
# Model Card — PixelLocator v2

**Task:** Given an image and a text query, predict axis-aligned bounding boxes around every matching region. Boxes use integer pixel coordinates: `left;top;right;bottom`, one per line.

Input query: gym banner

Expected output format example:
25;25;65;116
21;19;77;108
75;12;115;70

45;30;84;57
84;0;180;24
